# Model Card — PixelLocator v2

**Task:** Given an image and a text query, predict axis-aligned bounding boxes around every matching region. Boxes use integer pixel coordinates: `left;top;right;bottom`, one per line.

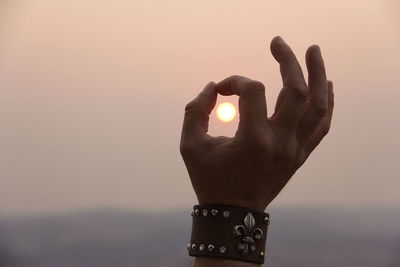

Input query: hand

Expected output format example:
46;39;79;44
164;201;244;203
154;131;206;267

180;36;334;212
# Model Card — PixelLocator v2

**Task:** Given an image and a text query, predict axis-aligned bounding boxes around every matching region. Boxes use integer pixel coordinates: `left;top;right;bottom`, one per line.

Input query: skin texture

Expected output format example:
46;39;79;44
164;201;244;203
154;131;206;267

180;36;334;266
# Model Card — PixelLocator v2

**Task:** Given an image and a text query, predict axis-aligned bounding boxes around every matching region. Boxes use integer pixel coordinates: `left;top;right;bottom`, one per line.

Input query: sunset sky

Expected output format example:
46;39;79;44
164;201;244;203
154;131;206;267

0;0;399;215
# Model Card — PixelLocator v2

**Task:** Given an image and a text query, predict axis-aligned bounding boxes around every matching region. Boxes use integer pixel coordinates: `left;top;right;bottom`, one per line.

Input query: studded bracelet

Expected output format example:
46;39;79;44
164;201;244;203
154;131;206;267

187;204;270;264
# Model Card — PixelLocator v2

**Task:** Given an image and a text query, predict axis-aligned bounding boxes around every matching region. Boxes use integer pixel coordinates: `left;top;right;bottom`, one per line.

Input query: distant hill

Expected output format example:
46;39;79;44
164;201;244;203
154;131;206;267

0;208;399;267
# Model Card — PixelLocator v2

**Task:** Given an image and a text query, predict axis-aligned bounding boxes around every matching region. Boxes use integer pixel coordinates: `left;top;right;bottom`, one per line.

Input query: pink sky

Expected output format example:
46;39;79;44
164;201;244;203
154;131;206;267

0;0;399;214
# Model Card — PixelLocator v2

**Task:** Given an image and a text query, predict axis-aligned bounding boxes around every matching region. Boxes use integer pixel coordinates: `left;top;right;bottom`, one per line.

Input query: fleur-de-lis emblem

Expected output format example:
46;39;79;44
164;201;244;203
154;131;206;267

233;212;263;256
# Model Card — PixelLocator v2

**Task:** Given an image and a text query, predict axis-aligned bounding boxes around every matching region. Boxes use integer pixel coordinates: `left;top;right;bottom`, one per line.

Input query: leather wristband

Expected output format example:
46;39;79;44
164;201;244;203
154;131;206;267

187;204;270;264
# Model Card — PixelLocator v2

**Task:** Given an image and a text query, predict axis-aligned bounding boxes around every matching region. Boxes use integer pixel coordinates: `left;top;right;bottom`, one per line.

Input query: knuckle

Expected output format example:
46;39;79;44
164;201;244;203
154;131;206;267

226;74;243;84
251;80;265;91
238;134;268;152
184;100;198;112
185;99;207;115
291;84;309;102
249;135;268;147
245;80;265;93
230;74;242;80
314;104;328;117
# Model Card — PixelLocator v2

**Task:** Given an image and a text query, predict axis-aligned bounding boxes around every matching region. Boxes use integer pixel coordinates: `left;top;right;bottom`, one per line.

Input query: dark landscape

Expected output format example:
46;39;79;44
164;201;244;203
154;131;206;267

0;207;399;267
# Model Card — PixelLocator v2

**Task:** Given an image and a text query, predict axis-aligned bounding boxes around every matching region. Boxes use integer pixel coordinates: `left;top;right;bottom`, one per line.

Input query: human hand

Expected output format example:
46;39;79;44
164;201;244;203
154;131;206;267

180;36;334;212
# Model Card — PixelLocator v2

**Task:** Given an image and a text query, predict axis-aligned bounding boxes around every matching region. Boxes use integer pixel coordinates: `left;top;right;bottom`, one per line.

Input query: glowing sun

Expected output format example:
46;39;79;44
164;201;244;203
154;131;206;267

216;102;236;122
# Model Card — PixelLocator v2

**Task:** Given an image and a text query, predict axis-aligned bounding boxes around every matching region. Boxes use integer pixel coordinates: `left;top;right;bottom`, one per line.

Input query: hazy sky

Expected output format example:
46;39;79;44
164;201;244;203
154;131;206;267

0;0;399;215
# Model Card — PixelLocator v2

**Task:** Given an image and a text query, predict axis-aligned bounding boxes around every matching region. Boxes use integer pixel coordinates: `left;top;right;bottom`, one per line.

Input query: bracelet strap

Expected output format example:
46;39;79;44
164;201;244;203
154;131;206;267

187;204;270;264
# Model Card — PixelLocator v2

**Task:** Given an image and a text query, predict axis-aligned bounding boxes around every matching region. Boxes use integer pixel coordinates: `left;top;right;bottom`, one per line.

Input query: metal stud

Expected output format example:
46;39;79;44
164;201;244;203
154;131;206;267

199;244;205;251
211;209;218;216
187;243;191;251
260;251;265;257
191;243;197;250
202;209;208;216
208;244;215;251
219;246;227;253
264;216;270;225
223;210;230;218
194;209;200;216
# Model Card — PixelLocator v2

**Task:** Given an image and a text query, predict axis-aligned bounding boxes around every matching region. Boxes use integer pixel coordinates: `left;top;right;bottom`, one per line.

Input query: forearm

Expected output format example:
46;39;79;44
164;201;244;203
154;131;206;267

194;258;261;267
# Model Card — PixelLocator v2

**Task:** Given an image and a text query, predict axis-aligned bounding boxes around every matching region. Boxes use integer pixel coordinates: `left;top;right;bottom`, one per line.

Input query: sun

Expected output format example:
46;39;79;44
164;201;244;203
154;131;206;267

216;102;236;122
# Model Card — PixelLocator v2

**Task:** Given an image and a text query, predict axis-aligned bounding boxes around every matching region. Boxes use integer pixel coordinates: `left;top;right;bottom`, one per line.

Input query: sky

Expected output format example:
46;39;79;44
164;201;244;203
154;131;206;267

0;0;399;215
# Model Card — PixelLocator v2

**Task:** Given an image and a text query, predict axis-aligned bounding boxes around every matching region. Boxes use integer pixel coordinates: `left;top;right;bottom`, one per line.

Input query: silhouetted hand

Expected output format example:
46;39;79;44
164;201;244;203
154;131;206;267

180;36;334;212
